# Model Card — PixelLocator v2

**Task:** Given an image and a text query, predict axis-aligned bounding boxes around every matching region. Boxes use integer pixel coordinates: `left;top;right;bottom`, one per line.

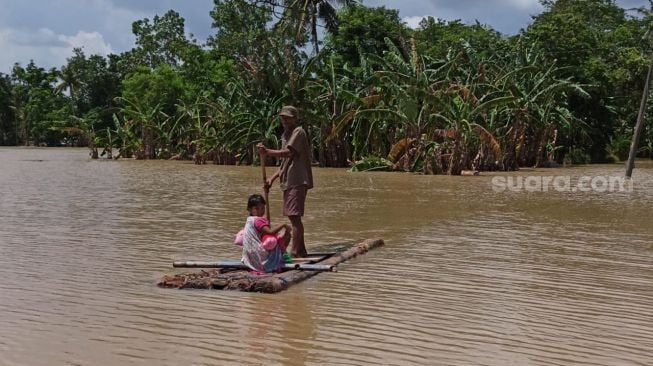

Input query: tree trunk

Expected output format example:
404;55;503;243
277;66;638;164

534;126;551;168
311;10;319;54
448;139;462;175
625;51;653;178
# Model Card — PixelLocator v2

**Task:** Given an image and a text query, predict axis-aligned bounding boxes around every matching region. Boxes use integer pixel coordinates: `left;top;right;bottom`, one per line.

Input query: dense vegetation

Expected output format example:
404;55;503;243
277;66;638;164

1;0;652;173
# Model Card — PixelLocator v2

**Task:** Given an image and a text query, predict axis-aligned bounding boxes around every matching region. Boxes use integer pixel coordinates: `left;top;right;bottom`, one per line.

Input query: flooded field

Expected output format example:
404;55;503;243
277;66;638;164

1;147;652;366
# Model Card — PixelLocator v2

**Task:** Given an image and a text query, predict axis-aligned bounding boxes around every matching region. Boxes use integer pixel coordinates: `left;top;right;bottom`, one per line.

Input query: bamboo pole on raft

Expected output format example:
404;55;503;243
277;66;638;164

172;260;336;272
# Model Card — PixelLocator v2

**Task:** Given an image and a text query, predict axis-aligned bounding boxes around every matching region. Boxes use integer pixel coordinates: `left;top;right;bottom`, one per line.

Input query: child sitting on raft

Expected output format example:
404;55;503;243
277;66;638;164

234;194;291;274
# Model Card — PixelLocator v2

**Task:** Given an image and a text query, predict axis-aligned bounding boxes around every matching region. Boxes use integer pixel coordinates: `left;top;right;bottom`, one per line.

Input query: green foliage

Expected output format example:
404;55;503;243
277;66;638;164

415;18;505;60
208;0;273;60
0;74;15;145
178;46;235;100
606;133;633;162
525;0;647;162
565;148;592;165
327;5;409;67
350;156;393;172
131;10;192;68
0;0;651;172
122;65;185;117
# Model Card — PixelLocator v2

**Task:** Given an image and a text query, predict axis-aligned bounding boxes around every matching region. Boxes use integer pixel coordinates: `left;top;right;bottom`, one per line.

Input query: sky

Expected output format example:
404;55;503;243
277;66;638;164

0;0;648;73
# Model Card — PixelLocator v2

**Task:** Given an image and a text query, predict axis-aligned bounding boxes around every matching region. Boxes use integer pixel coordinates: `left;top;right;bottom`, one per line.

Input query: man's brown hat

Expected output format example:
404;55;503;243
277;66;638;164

278;105;298;118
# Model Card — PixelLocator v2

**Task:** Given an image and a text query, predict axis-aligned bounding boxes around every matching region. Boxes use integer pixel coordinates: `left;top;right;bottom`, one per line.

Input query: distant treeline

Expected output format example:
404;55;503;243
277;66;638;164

1;0;652;173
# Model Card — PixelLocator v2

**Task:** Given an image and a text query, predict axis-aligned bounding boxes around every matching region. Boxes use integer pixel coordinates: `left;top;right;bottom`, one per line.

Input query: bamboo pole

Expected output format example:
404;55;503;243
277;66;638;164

172;260;335;272
626;37;653;178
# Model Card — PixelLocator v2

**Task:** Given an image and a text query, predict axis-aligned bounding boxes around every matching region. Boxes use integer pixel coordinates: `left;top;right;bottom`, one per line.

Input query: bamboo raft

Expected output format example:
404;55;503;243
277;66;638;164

158;238;384;293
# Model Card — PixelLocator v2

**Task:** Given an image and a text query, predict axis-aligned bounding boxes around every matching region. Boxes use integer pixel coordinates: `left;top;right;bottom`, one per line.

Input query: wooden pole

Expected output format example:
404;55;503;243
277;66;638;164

626;43;653;178
260;151;271;222
172;260;335;272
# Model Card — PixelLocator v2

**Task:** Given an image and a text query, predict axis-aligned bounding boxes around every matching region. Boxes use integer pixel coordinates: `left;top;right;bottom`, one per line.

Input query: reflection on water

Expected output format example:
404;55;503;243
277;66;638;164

1;147;652;365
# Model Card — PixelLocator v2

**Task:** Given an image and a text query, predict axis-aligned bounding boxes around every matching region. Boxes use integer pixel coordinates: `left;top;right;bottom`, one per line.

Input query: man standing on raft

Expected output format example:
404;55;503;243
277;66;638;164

257;105;313;258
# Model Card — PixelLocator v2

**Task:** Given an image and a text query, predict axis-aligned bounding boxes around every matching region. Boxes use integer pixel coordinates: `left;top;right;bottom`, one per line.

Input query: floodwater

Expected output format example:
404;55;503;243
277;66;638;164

1;147;652;366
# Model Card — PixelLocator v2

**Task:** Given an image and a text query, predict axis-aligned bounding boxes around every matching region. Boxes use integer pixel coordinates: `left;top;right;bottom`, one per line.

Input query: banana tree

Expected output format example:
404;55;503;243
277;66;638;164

495;42;589;168
114;96;168;159
302;54;372;166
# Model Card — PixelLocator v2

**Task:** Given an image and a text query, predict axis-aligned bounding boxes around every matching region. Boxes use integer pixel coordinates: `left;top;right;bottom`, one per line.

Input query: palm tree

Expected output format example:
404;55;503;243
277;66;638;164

56;64;83;116
283;0;356;54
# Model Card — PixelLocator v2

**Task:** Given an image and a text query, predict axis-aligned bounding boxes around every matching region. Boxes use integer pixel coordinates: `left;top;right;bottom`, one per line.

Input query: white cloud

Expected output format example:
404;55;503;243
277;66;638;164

0;28;114;72
506;0;542;10
61;30;114;56
0;0;215;73
403;15;430;29
0;0;147;72
12;28;68;47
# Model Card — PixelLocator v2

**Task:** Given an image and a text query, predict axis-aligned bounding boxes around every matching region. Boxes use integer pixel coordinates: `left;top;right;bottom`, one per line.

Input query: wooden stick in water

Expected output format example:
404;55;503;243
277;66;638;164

260;151;271;222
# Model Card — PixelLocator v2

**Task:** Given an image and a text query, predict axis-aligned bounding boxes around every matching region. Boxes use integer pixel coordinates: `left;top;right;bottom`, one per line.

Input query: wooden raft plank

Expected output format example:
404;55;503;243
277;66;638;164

157;239;384;293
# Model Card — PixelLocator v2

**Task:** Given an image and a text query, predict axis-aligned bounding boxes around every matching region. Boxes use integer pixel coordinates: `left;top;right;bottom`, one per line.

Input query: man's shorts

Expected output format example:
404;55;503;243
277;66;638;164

283;185;307;217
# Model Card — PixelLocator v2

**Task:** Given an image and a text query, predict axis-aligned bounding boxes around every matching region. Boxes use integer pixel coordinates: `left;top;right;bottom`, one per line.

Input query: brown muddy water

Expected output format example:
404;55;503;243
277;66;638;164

1;147;652;366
